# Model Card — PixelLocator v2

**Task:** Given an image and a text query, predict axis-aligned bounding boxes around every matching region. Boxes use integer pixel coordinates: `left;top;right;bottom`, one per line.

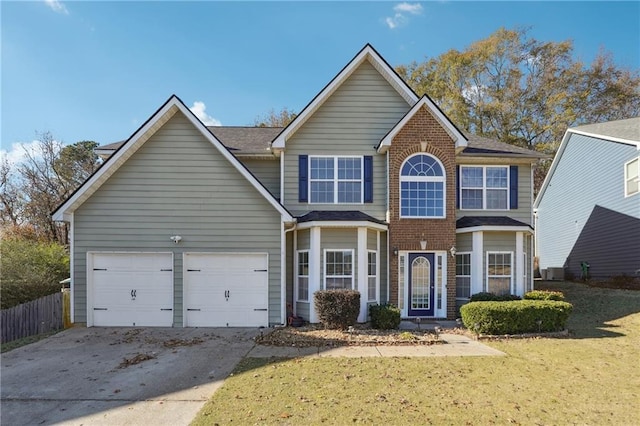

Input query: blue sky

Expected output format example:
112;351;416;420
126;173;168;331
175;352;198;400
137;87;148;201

2;1;639;159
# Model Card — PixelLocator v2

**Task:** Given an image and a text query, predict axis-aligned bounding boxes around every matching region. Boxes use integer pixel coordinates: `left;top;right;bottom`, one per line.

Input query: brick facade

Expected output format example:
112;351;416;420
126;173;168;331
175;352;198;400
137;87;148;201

388;105;457;319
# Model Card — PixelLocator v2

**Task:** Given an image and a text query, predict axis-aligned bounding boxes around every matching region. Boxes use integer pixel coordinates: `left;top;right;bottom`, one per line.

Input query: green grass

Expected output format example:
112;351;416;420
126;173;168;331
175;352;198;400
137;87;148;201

192;281;640;425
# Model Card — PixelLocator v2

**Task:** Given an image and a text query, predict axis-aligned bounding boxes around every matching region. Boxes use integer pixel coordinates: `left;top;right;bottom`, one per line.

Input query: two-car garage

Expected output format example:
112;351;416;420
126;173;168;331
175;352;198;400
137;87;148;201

87;252;269;327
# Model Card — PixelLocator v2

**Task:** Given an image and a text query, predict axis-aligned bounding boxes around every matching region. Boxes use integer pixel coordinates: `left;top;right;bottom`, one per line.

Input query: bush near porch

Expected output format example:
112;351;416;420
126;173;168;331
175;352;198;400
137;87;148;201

314;290;360;330
460;300;573;334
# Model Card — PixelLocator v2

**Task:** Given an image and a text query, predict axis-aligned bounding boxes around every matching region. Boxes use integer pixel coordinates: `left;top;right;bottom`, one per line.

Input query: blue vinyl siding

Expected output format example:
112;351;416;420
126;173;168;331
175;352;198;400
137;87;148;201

536;133;640;277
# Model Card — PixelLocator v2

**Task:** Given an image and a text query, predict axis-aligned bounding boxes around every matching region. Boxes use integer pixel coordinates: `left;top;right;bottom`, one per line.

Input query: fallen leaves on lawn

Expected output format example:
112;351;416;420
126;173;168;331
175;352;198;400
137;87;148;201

255;324;442;347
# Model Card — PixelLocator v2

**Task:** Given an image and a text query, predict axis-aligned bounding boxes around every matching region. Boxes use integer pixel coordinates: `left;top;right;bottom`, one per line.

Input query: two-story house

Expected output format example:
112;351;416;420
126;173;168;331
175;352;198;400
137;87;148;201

53;45;545;327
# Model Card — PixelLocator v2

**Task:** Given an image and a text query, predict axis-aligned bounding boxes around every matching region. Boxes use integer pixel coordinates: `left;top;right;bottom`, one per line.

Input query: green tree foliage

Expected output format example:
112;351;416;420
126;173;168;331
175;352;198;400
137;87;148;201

253;107;297;127
0;133;100;244
397;28;640;192
1;235;69;309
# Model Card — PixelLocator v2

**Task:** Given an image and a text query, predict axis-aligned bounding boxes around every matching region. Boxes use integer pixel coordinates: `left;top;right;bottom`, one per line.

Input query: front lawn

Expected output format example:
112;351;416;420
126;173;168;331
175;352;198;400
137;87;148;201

192;281;640;425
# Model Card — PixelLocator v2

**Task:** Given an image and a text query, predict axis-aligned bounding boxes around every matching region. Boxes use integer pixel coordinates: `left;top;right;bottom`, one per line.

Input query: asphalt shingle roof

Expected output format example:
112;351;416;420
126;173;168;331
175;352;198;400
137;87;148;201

297;210;387;225
570;117;640;143
97;126;283;155
456;216;532;229
96;127;547;159
461;132;548;159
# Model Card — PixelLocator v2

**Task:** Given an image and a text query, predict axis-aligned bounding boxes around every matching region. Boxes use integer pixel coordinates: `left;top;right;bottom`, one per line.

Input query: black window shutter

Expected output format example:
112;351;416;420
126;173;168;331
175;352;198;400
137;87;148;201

509;165;518;209
364;156;373;203
456;165;461;209
299;155;308;203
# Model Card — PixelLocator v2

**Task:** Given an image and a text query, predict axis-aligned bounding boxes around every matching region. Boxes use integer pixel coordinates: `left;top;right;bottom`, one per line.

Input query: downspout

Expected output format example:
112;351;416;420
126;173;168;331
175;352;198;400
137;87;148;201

385;152;390;302
282;221;297;325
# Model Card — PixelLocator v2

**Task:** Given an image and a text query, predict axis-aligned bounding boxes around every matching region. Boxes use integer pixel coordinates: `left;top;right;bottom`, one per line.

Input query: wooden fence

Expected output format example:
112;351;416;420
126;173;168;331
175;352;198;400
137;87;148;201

1;291;68;343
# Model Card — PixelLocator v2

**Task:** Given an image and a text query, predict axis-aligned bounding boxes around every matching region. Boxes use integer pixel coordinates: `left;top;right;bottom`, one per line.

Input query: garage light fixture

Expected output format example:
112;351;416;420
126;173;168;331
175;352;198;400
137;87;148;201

170;235;182;244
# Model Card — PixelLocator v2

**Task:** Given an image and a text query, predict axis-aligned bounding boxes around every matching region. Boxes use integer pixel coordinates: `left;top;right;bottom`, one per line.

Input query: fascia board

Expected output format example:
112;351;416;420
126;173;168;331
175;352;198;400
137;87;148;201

52;97;179;221
273;45;418;150
53;95;294;223
296;220;388;231
533;130;571;209
456;225;533;234
378;96;467;153
569;129;640;148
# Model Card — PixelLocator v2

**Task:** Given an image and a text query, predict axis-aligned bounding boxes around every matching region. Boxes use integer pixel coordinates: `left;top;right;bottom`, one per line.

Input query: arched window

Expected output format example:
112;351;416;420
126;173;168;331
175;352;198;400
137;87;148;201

400;154;445;218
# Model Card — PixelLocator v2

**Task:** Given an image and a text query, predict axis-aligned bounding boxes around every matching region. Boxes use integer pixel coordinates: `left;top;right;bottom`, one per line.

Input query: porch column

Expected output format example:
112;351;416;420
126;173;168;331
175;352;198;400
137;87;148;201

308;227;321;323
357;227;368;322
471;231;484;294
515;232;524;296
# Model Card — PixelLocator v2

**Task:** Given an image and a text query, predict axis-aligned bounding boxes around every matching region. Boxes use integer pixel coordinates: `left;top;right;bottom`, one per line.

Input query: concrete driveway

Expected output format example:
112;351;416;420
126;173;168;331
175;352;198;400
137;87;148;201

1;327;261;425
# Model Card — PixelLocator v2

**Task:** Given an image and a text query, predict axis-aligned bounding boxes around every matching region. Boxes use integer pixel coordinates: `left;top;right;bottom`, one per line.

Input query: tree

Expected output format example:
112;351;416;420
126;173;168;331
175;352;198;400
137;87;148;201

253;107;297;127
397;28;640;192
1;235;69;309
0;132;100;244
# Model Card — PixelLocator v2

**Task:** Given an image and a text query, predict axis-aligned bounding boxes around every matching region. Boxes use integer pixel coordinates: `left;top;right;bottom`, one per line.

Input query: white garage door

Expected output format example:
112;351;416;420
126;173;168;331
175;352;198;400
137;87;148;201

89;253;174;327
184;253;269;327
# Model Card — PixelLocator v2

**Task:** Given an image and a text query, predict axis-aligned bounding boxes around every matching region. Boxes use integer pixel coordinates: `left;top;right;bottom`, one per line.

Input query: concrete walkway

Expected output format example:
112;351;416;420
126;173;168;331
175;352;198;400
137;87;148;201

247;333;505;358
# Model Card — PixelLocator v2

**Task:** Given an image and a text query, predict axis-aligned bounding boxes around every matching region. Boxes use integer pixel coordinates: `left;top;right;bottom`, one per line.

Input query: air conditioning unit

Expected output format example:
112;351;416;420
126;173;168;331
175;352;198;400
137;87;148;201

546;268;565;281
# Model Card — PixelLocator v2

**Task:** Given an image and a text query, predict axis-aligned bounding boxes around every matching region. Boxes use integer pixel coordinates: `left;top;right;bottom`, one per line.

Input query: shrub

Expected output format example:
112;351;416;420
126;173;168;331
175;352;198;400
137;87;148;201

1;237;69;309
470;292;521;302
369;304;401;330
314;290;360;329
525;290;565;301
460;300;573;335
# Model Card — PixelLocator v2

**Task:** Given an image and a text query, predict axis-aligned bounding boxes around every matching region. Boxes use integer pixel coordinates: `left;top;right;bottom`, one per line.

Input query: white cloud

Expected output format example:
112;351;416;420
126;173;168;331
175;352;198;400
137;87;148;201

189;101;221;126
44;0;69;15
0;139;61;165
385;2;423;29
393;2;423;15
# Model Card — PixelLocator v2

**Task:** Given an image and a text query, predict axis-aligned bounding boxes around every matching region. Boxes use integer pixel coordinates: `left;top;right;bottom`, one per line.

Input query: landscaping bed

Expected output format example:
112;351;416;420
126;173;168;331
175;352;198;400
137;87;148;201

255;323;444;347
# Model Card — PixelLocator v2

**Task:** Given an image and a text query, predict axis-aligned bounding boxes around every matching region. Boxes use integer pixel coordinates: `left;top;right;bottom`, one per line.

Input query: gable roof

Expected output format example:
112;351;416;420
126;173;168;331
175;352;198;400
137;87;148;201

271;44;418;150
534;117;640;208
377;95;467;153
52;95;294;223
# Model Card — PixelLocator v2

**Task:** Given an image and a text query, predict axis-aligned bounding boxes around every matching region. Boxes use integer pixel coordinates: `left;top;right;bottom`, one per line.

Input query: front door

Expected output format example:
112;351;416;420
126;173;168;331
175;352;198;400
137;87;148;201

408;252;435;317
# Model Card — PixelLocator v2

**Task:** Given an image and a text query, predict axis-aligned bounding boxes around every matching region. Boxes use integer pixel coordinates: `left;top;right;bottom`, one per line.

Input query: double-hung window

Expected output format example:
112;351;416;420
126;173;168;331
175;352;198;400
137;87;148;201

310;156;362;203
486;252;512;295
625;157;639;197
455;253;471;301
297;251;309;301
461;166;509;210
367;251;377;301
400;154;446;218
324;250;353;290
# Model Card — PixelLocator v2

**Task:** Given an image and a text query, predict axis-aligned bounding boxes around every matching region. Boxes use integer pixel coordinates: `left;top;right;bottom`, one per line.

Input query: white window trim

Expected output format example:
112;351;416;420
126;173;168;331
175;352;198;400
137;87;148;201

486;251;514;294
309;155;364;204
367;250;378;302
460;165;510;211
624;157;639;197
323;249;355;290
455;251;472;301
399;154;447;219
296;250;309;302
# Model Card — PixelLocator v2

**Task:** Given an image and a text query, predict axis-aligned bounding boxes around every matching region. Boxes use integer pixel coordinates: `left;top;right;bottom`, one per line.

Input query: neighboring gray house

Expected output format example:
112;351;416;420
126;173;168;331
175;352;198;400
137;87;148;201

53;45;544;327
534;118;640;280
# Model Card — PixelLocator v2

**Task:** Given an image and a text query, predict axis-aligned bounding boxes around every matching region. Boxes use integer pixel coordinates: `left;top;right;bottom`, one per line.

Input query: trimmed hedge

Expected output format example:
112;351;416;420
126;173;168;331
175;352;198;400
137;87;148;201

470;292;522;302
460;300;573;335
314;290;360;330
524;290;565;301
369;304;401;330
